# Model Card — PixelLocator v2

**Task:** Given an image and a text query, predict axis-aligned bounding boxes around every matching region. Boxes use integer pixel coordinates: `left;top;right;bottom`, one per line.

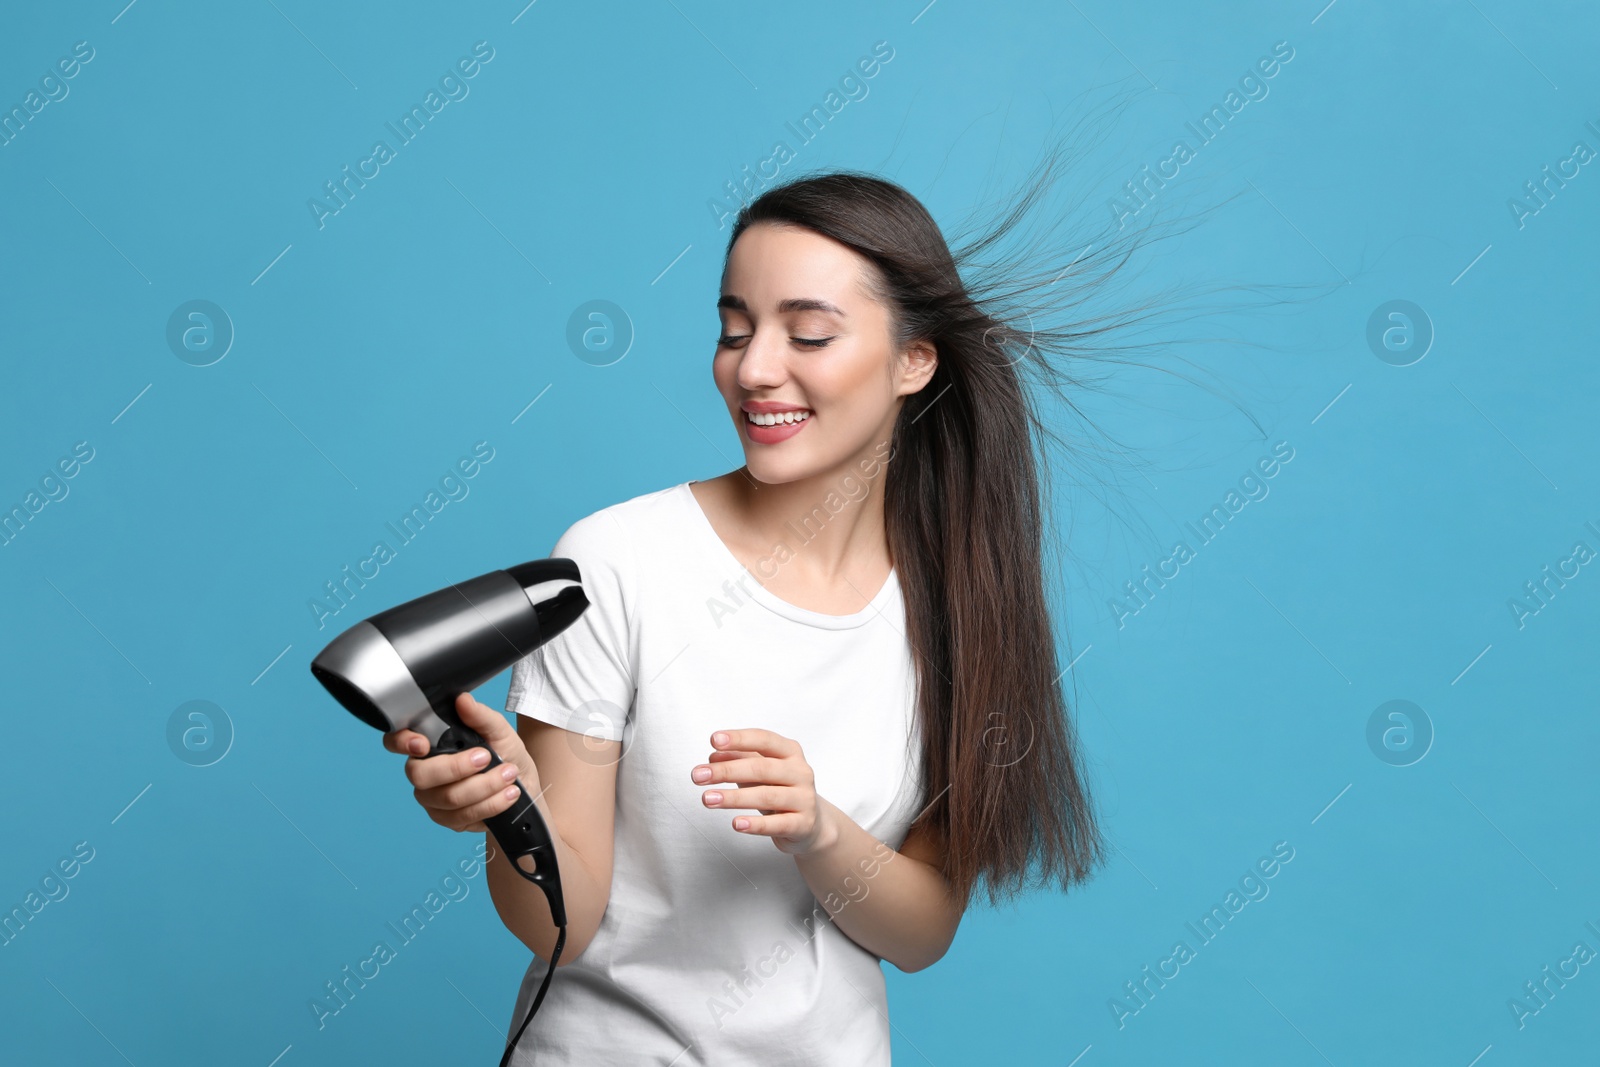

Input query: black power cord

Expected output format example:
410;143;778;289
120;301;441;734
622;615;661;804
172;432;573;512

477;761;569;1065
498;925;566;1067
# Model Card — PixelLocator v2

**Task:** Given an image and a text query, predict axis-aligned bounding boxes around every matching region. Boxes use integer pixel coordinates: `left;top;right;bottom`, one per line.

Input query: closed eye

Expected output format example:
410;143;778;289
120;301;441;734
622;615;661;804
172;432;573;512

716;335;834;348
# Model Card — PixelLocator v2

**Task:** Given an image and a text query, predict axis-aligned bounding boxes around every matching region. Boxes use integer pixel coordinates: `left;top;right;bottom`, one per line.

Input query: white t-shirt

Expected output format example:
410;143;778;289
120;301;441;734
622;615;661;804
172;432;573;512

502;480;924;1065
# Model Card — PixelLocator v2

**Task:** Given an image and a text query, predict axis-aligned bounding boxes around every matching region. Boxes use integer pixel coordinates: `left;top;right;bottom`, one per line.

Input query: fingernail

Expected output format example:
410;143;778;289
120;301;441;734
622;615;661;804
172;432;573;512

409;739;424;755
734;817;749;830
704;791;722;806
470;749;490;767
503;785;520;800
501;765;518;781
692;766;711;783
712;732;729;747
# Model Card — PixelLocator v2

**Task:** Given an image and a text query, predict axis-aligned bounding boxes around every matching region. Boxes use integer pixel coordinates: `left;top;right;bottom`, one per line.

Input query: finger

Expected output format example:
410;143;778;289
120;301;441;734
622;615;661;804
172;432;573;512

706;750;762;784
405;745;499;791
433;760;524;812
458;692;542;772
456;692;517;750
418;765;523;822
702;784;797;811
691;755;799;787
711;729;799;758
441;781;522;831
731;812;807;837
383;729;428;756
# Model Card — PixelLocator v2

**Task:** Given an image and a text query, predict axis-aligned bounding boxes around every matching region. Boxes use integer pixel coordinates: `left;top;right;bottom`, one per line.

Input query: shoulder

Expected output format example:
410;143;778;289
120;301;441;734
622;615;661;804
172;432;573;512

550;482;685;573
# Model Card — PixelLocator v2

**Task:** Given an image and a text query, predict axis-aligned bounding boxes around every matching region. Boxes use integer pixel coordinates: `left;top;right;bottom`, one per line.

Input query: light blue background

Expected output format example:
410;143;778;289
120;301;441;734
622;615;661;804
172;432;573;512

2;1;1595;1064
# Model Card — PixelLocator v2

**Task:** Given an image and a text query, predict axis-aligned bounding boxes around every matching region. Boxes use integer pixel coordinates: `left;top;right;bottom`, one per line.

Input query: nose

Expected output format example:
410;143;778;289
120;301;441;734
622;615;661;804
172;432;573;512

734;326;788;392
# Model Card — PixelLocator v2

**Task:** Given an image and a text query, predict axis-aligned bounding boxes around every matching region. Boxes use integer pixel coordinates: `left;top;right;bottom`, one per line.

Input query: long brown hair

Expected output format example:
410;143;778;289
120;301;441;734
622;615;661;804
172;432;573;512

721;96;1303;909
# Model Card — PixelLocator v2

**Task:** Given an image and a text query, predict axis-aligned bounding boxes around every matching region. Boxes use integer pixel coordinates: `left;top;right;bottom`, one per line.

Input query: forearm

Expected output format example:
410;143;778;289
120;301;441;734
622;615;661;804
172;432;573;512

792;796;962;972
484;786;609;965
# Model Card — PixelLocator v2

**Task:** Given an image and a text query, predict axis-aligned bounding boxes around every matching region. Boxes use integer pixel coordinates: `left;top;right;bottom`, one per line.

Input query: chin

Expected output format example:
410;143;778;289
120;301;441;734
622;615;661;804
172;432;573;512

741;450;817;485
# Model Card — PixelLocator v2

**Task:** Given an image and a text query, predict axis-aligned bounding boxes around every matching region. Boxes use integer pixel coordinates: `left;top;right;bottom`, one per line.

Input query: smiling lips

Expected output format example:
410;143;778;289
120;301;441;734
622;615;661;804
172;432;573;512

745;409;811;427
742;406;812;443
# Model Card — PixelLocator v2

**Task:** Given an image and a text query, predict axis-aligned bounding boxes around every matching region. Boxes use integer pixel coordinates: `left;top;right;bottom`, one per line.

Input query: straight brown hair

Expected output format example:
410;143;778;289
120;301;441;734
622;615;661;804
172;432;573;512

721;91;1307;908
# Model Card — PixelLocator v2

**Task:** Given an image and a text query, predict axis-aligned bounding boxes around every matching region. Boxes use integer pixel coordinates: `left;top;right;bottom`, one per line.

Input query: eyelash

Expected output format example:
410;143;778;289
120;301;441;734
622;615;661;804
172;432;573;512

716;335;833;349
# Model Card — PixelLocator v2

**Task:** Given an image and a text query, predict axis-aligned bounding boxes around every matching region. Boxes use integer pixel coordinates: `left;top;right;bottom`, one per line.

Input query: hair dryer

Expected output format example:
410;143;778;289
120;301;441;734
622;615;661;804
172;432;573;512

310;557;587;1064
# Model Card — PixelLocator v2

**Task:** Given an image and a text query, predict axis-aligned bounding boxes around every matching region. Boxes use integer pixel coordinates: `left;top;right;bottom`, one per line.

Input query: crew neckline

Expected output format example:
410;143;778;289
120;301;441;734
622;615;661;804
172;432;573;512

677;480;900;630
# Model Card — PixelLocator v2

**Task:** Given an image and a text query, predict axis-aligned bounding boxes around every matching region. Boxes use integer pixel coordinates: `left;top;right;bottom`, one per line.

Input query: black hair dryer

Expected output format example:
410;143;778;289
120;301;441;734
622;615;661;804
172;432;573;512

309;559;587;928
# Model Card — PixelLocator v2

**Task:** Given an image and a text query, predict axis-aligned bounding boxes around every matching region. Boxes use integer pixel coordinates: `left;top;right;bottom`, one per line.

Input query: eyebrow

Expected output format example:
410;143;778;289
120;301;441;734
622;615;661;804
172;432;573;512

718;295;847;317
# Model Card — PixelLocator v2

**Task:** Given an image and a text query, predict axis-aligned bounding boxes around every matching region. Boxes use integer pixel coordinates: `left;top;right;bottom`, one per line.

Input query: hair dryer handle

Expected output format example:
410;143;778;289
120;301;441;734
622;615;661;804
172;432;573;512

431;719;568;929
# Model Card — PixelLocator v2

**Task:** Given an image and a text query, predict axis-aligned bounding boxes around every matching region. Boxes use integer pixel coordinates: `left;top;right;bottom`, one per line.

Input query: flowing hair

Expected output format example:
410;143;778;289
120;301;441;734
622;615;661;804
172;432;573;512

720;87;1323;909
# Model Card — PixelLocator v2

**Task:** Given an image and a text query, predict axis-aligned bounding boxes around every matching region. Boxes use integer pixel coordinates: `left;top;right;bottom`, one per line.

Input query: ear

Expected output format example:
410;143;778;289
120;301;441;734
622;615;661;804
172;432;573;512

897;339;938;397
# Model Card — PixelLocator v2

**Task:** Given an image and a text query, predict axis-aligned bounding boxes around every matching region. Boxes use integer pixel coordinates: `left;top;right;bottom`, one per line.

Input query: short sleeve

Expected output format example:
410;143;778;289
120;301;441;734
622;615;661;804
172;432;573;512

506;508;636;741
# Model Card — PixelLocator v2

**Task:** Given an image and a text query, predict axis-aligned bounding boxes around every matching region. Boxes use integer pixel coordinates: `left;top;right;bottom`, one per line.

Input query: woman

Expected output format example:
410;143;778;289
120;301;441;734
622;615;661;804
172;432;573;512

383;135;1188;1062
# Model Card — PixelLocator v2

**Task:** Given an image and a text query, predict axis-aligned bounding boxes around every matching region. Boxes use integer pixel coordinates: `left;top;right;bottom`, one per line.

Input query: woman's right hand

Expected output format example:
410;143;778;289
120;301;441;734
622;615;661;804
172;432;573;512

381;692;543;833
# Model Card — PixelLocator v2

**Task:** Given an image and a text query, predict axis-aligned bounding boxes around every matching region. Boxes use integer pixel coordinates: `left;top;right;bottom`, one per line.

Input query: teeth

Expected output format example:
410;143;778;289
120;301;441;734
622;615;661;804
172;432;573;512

747;410;811;426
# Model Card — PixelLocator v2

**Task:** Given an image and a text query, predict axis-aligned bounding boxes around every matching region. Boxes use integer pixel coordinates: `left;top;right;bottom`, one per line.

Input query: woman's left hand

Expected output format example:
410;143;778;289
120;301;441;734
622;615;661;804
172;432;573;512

693;728;836;855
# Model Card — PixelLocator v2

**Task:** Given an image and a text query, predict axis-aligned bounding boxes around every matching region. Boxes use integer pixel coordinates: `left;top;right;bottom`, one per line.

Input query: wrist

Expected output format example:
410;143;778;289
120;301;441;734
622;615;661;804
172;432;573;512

808;796;845;856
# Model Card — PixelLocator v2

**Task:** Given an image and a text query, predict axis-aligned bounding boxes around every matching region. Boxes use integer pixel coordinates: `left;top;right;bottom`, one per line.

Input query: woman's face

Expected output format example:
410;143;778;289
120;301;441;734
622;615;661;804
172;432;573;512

713;221;936;486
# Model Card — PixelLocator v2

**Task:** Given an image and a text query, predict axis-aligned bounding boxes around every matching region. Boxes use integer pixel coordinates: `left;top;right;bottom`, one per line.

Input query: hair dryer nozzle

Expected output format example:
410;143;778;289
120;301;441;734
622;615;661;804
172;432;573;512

310;620;431;734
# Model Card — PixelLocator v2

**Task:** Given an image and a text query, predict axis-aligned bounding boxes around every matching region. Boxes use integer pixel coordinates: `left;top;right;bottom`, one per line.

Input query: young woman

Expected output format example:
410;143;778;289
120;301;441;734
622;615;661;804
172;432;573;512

382;129;1200;1061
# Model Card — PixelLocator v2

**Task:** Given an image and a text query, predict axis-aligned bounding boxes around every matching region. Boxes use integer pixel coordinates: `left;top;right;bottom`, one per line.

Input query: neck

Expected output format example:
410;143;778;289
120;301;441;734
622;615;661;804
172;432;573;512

725;448;893;583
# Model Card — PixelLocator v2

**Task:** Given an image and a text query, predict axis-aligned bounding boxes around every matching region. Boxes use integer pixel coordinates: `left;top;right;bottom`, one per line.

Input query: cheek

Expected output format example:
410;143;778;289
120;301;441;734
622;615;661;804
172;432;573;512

818;348;892;411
